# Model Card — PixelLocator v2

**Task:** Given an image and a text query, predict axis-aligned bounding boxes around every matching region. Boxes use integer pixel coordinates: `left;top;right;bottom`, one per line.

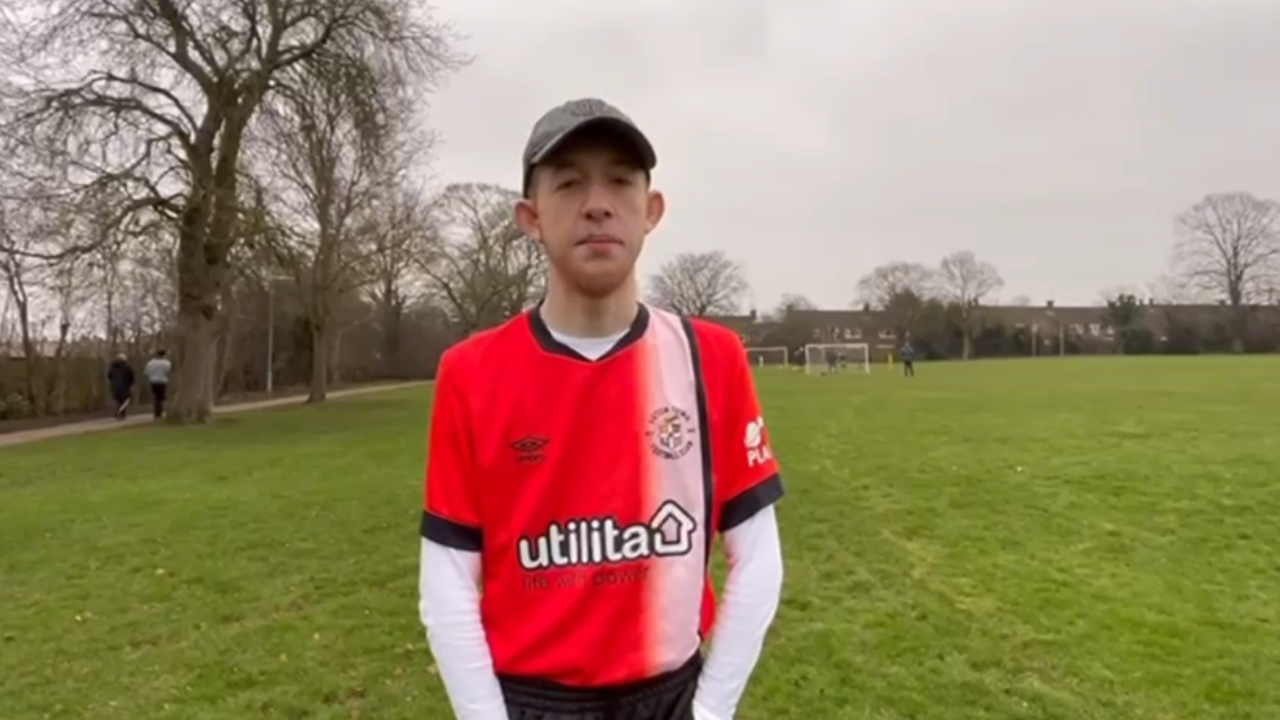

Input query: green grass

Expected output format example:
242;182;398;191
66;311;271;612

2;356;1279;719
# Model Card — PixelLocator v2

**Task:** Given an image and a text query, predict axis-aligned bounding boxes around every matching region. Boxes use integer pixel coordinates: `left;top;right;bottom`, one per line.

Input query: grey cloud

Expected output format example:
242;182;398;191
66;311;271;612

427;0;1280;309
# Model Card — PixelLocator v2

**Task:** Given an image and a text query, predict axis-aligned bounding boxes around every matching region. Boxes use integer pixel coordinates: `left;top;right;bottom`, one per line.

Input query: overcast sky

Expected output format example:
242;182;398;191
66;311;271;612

423;0;1280;311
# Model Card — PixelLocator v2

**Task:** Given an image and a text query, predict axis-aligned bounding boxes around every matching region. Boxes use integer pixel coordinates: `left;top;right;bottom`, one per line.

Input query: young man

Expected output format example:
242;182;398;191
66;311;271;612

106;354;134;420
143;349;172;419
418;99;785;720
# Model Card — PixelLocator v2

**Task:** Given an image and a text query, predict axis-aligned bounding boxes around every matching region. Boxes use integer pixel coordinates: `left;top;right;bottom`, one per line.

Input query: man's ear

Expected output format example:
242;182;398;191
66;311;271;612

515;198;541;241
645;189;666;232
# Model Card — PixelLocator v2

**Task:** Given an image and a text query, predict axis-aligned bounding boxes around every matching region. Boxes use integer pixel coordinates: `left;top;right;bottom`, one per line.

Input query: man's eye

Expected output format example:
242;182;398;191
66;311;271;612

556;179;579;190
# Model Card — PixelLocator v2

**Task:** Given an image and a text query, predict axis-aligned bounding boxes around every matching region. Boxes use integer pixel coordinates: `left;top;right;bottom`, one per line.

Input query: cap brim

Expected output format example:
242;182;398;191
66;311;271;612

529;116;657;171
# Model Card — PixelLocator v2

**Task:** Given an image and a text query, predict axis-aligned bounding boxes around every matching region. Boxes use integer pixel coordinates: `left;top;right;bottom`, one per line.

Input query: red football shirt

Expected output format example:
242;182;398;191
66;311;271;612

421;304;783;687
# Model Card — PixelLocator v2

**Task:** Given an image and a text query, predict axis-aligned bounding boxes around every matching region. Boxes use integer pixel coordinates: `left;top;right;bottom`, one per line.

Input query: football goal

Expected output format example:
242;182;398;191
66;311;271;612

744;346;791;368
803;343;870;375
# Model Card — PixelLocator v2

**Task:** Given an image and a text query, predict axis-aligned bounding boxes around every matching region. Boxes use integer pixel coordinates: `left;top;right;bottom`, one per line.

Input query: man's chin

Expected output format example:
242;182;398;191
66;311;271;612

561;265;635;299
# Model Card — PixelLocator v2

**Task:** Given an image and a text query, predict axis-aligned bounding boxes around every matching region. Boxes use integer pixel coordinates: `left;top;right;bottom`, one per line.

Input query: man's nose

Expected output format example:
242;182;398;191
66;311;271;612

581;180;614;222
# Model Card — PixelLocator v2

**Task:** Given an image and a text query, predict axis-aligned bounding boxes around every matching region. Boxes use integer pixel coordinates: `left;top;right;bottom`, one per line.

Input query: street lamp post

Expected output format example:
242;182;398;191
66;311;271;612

266;279;275;395
264;273;290;395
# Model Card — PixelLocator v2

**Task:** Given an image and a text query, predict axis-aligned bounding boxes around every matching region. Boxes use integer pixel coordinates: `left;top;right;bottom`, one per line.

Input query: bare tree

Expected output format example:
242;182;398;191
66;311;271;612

53;190;134;356
0;231;42;407
45;253;96;413
251;55;425;402
854;262;936;310
760;293;817;355
1146;275;1207;305
1171;192;1280;351
426;183;545;334
122;227;179;348
854;261;936;336
646;251;749;317
366;187;438;375
771;293;815;320
88;232;129;356
937;251;1003;359
0;0;465;422
0;191;57;408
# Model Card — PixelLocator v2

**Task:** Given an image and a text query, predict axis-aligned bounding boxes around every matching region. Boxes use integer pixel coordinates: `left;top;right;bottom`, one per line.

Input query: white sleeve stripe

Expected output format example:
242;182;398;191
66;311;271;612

694;506;784;720
419;539;511;720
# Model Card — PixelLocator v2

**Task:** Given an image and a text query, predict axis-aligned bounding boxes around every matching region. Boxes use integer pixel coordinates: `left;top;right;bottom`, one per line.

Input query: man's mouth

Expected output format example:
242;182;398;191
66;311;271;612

576;235;623;247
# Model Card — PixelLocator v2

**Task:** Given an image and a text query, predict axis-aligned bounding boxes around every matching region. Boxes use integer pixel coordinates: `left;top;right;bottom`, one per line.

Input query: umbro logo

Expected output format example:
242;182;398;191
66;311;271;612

510;436;548;463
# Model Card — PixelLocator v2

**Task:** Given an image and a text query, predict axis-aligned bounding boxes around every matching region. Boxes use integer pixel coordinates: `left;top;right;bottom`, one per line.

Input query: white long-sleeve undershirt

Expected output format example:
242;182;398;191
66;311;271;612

418;506;784;720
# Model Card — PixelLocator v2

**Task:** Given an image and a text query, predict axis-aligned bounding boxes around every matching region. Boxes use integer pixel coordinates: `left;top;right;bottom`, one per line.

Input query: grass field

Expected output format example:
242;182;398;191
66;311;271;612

2;356;1279;720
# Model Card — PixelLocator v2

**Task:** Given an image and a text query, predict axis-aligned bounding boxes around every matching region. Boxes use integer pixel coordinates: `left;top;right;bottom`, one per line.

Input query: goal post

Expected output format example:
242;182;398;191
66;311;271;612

803;343;871;375
744;345;791;368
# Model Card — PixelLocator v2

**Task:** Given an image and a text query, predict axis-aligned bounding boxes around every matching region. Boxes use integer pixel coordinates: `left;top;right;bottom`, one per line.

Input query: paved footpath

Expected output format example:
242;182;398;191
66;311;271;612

0;381;430;450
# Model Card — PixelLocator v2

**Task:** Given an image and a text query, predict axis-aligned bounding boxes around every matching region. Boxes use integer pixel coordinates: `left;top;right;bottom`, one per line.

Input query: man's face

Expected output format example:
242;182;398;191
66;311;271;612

515;128;665;299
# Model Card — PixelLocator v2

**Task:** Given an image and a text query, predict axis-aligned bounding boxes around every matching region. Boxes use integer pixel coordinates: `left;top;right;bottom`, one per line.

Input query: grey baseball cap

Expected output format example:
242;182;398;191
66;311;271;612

521;98;657;196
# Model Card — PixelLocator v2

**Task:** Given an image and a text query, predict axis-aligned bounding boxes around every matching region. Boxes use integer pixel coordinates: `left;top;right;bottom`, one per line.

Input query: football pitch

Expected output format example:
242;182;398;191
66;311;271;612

1;356;1278;720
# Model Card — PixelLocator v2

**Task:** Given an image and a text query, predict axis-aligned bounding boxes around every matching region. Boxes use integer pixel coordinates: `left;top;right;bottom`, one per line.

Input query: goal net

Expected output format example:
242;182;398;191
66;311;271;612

744;346;791;368
803;343;870;375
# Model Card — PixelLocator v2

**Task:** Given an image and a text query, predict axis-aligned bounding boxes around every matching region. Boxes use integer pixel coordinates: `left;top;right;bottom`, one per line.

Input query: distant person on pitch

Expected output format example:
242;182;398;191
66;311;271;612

900;339;916;377
144;349;172;419
106;354;135;420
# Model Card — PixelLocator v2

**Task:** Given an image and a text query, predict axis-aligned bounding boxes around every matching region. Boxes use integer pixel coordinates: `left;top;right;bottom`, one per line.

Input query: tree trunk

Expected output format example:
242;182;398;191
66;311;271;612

167;302;219;423
1231;305;1247;353
216;321;236;396
162;94;256;422
377;292;404;377
166;235;227;424
331;327;344;387
308;321;329;403
382;316;401;375
215;285;238;395
105;287;116;357
18;324;39;413
6;280;38;410
962;331;973;360
50;321;71;415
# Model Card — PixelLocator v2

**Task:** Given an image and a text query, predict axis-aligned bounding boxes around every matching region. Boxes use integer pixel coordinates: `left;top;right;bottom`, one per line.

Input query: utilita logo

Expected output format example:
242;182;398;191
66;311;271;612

516;501;697;571
744;416;773;468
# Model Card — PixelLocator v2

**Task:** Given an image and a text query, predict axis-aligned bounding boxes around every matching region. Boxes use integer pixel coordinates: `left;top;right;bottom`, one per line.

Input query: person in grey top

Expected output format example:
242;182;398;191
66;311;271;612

143;349;172;419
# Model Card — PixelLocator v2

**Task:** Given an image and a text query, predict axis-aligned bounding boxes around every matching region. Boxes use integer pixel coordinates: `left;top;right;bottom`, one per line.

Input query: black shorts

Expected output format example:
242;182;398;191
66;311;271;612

499;654;699;720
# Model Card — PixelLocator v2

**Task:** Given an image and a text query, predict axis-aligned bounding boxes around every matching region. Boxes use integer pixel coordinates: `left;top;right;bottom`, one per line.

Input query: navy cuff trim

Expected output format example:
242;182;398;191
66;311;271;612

718;474;784;532
421;511;483;551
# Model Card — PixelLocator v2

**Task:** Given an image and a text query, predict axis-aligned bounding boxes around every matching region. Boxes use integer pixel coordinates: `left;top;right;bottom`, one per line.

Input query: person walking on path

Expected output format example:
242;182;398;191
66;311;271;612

143;349;172;420
106;354;135;420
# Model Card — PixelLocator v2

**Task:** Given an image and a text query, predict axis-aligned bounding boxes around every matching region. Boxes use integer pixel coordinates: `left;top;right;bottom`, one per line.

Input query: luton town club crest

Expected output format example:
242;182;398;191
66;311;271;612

647;406;696;460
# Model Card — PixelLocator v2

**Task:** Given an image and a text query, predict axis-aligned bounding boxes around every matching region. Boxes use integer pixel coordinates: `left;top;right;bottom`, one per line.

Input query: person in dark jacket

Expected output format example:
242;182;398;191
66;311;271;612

106;354;135;419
